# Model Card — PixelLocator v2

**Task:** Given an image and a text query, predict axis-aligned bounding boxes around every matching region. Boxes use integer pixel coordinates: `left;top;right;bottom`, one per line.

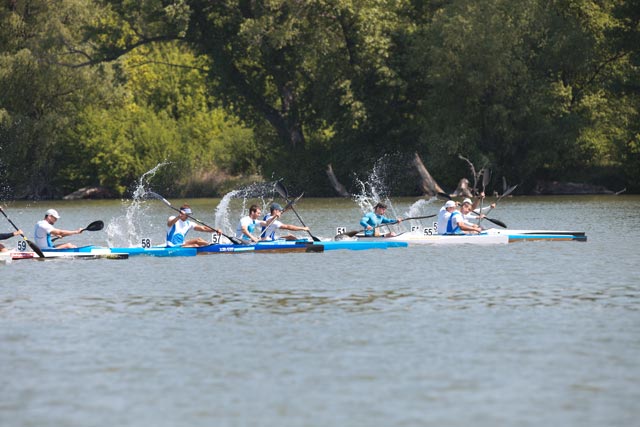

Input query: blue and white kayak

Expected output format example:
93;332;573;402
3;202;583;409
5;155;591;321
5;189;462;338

41;245;194;257
314;240;407;250
257;239;407;250
197;241;324;254
42;242;323;257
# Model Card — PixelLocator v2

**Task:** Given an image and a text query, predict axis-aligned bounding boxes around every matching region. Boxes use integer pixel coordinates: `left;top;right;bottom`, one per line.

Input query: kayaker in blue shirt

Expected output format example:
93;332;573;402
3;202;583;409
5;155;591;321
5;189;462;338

360;202;402;237
166;204;221;247
446;201;482;235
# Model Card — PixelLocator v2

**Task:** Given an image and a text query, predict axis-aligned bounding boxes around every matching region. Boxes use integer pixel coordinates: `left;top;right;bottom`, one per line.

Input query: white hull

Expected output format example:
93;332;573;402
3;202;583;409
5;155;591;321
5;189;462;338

483;228;587;242
360;231;509;245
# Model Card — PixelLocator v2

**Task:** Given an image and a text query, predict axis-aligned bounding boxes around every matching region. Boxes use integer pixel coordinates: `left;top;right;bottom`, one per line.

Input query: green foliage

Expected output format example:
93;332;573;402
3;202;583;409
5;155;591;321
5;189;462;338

1;0;639;198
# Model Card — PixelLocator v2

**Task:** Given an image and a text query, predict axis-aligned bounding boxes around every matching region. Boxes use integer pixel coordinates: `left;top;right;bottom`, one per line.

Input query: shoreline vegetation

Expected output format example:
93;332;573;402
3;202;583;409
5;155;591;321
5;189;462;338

1;1;638;200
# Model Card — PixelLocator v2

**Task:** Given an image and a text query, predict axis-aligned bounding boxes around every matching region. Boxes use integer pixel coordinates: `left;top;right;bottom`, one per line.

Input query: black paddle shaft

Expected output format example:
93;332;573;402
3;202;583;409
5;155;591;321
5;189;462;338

275;182;321;242
0;207;45;257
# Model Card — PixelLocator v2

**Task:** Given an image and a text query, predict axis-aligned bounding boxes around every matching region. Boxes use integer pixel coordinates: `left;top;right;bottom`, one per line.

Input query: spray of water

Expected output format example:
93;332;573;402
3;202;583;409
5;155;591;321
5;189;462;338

213;181;278;235
352;155;397;215
105;163;169;247
351;156;441;233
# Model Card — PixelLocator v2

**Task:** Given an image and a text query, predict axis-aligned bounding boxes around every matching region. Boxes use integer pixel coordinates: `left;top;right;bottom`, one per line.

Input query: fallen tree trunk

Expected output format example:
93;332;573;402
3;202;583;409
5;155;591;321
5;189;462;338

326;164;350;197
412;152;446;196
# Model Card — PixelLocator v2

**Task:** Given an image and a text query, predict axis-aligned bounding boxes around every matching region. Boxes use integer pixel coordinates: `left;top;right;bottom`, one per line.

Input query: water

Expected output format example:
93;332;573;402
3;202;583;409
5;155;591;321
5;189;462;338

1;195;639;427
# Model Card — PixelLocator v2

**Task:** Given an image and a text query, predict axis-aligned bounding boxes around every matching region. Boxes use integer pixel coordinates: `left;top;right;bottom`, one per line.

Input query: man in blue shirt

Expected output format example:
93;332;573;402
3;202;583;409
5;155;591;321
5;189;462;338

360;202;402;237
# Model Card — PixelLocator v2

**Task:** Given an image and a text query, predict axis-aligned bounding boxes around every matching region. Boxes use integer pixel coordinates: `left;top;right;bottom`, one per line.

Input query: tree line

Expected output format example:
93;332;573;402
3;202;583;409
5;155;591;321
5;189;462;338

1;0;638;199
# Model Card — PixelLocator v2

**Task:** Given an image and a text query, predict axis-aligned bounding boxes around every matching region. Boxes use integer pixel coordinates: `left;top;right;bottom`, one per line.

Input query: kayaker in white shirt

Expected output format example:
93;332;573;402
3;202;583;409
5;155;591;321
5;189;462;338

235;204;268;243
166;204;221;247
461;194;496;224
260;203;309;241
437;200;457;235
34;209;83;249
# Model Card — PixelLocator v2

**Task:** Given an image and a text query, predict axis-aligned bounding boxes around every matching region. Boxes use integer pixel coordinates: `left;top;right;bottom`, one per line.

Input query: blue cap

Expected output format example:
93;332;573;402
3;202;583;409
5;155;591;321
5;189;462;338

270;203;283;211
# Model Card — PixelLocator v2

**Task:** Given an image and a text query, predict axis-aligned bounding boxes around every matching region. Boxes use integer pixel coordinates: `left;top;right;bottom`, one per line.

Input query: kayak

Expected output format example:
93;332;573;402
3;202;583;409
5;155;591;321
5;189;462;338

197;241;324;254
37;242;324;257
250;239;407;251
1;251;36;263
483;228;587;242
6;249;128;260
337;228;587;245
346;231;509;245
314;240;407;250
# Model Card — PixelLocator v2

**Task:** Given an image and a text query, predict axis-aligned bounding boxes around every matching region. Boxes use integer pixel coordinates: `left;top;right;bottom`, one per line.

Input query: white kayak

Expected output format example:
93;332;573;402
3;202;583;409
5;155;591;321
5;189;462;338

2;249;127;261
352;231;509;245
483;228;587;242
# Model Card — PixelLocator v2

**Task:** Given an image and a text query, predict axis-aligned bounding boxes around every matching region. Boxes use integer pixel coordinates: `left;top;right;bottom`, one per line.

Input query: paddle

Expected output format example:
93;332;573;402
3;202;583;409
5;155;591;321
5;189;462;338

437;189;509;229
0;206;45;258
475;184;517;229
146;191;245;245
52;220;104;242
274;181;321;242
337;214;438;238
478;168;491;220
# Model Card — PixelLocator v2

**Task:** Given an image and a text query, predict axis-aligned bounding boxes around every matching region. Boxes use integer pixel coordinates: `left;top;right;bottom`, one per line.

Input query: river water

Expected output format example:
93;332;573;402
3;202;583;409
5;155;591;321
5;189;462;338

1;195;639;427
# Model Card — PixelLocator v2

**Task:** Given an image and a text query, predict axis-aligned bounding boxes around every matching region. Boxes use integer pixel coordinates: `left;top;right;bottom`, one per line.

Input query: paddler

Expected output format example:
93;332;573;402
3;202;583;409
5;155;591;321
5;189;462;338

34;209;84;249
166;204;221;247
360;202;402;237
260;203;309;241
235;204;268;243
445;201;482;235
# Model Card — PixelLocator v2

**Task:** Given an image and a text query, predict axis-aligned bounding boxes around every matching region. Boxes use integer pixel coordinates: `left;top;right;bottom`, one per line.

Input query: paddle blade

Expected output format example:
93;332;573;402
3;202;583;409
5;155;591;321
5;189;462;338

27;239;45;258
275;181;289;199
85;220;104;232
339;230;360;238
146;191;172;206
500;184;518;200
228;235;245;245
486;217;507;228
482;168;491;189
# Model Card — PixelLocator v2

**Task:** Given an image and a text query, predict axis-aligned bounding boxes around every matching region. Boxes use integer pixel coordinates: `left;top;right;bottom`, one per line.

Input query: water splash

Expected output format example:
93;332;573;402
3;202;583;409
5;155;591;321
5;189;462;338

213;182;279;236
404;197;440;218
352;155;397;215
350;157;442;233
105;163;169;247
214;189;241;237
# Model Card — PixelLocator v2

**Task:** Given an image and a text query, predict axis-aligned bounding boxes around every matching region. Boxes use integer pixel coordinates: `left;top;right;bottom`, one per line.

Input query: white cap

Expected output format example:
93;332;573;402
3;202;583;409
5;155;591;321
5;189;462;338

462;198;473;205
45;209;60;219
445;200;456;208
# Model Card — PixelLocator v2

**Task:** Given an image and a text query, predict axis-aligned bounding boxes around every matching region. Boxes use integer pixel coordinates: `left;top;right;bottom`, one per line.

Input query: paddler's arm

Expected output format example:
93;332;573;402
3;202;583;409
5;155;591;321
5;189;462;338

360;214;373;231
51;227;83;238
0;229;21;240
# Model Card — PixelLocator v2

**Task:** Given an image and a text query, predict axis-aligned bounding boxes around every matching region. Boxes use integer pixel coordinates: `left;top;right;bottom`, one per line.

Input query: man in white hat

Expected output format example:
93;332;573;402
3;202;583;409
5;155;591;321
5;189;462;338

166;204;222;247
444;200;483;235
34;209;84;249
437;200;458;235
461;195;496;224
